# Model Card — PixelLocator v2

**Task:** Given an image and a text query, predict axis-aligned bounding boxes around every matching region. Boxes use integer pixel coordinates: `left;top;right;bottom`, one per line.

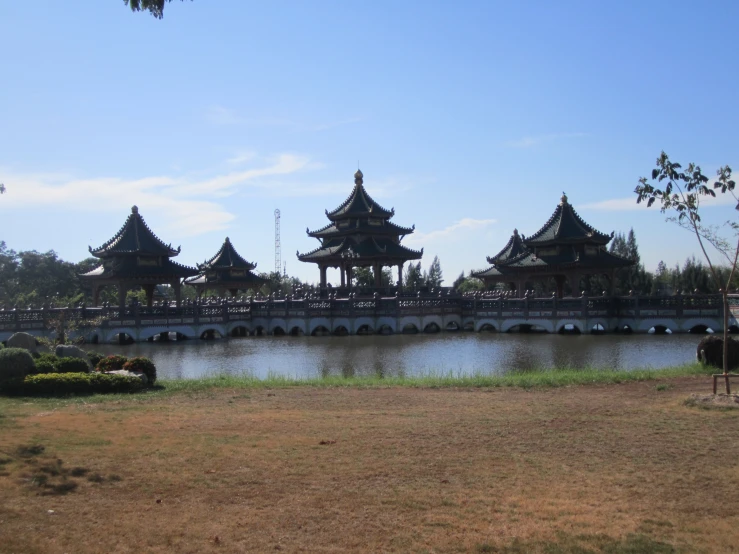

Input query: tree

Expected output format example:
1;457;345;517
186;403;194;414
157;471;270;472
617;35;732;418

404;262;424;291
426;256;443;288
636;152;736;391
124;0;189;19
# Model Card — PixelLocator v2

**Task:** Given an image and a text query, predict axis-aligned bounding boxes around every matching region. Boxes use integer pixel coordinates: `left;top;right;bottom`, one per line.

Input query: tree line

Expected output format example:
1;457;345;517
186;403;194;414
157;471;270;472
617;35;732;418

1;233;736;308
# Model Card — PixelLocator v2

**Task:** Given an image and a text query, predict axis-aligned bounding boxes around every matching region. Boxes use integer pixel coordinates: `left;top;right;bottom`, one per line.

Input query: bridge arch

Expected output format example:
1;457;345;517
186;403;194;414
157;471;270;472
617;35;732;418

286;319;307;336
557;322;582;335
269;319;287;335
333;325;350;336
308;317;331;335
638;318;677;333
333;317;352;335
376;317;397;334
103;327;138;344
423;322;441;334
501;319;554;333
681;318;720;334
352;317;375;335
421;315;443;333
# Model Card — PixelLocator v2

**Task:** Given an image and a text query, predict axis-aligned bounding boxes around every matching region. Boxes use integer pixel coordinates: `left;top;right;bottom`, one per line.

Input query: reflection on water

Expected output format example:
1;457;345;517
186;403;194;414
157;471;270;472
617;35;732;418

100;333;702;380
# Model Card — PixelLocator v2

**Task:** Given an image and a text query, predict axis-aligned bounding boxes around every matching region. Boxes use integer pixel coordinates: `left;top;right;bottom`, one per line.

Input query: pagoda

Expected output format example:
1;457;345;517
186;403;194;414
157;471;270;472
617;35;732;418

80;206;198;307
184;237;267;297
472;193;634;297
298;169;423;291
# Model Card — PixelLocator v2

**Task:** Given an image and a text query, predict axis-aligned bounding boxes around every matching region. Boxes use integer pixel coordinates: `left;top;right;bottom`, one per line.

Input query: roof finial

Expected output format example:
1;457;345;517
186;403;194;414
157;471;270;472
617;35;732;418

225;236;230;243
560;192;568;205
354;168;363;185
132;205;139;214
513;228;519;235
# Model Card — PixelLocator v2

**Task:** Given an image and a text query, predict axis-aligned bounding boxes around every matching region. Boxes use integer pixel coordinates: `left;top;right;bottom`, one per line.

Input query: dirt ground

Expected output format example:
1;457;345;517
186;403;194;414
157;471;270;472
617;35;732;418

1;377;738;553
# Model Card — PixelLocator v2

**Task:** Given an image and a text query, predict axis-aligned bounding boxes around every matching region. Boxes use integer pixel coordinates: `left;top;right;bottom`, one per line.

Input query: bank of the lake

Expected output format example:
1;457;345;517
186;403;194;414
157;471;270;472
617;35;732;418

100;332;704;380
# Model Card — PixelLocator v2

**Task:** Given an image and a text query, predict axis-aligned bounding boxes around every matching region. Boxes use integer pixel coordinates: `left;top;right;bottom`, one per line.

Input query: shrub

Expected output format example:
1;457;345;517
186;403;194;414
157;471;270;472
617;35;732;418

0;372;144;396
95;355;128;372
55;357;91;374
122;357;156;385
0;348;36;382
87;351;104;368
34;359;57;374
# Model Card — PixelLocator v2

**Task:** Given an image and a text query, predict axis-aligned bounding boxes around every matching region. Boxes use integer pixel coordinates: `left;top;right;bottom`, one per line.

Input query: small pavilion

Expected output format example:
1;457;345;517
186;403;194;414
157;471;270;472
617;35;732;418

298;169;423;291
472;193;634;297
184;237;267;297
80;206;198;307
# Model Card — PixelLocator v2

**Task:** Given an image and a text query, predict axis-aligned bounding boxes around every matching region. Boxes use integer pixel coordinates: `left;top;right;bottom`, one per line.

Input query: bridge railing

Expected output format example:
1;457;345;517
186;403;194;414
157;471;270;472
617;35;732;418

1;293;736;334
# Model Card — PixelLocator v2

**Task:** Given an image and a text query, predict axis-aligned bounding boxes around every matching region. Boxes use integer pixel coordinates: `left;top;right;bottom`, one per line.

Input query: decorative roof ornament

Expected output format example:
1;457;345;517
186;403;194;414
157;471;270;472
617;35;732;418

132;205;139;214
560;192;568;205
354;169;363;185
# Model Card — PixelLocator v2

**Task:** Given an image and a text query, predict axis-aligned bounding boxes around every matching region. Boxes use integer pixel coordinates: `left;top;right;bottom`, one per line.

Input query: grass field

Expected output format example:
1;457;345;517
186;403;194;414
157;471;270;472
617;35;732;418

1;369;738;553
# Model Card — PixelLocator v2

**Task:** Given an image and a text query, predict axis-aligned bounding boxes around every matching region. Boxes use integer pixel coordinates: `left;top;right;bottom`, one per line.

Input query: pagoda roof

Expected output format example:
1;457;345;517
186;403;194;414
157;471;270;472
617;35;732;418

524;193;612;247
89;206;181;258
79;257;198;281
184;271;267;287
298;236;423;263
472;249;633;278
198;237;257;271
486;229;528;265
307;219;415;239
325;170;395;221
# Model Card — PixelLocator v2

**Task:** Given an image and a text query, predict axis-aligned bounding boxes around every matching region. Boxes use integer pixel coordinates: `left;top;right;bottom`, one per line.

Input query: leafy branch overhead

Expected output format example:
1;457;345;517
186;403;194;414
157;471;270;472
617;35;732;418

123;0;190;19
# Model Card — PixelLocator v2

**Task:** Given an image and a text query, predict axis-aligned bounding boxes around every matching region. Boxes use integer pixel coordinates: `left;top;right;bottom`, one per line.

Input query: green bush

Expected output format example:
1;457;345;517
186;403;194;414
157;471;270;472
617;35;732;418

0;372;144;396
122;357;156;385
0;348;36;382
95;355;128;372
34;359;57;374
55;357;91;374
87;351;104;368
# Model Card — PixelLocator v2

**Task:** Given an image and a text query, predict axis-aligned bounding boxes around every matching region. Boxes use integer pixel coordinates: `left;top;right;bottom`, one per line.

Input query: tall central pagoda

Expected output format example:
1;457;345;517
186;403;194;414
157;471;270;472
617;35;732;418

298;169;423;290
184;237;267;297
472;194;634;297
80;206;198;307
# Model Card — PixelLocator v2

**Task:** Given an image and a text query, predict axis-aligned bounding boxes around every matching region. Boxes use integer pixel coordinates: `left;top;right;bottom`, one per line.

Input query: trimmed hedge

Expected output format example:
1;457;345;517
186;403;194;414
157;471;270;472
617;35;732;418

0;348;36;382
34;359;57;374
0;372;144;396
123;357;156;385
96;355;128;372
55;357;91;374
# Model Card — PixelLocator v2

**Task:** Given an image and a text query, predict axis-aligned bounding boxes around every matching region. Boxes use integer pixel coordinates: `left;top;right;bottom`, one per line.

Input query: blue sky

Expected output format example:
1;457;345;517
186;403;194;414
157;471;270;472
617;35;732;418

1;1;737;284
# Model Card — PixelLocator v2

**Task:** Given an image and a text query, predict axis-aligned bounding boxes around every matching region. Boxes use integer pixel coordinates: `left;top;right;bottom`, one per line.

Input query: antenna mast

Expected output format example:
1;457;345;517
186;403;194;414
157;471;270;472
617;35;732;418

274;209;281;275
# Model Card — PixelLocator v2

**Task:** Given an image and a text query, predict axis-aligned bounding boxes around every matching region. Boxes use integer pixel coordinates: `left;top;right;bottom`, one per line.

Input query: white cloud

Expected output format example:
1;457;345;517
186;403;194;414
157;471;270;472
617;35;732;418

405;218;496;246
226;151;257;165
581;192;737;211
0;154;324;239
507;132;588;148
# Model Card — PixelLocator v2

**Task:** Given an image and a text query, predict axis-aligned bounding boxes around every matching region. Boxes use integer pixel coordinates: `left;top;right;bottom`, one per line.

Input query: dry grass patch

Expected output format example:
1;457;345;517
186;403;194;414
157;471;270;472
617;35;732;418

0;376;738;553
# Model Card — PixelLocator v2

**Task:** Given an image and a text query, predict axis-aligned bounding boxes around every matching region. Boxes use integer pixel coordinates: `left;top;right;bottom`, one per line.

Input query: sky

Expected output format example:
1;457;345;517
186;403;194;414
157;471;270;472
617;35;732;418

1;1;738;285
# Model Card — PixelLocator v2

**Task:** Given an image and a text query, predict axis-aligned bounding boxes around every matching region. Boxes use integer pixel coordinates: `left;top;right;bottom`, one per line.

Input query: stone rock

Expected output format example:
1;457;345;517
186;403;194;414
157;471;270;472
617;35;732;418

7;332;49;354
55;345;93;370
105;369;148;386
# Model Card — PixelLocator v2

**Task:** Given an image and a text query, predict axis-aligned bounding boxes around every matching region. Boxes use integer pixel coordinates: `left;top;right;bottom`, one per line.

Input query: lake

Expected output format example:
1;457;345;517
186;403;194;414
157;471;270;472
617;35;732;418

101;332;703;380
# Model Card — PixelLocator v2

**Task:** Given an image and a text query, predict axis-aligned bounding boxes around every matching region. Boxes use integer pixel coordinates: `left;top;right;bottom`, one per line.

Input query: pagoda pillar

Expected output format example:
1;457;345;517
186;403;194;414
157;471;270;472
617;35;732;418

397;263;404;290
117;282;127;308
143;284;155;308
569;273;582;297
555;276;566;299
319;265;328;288
340;265;346;287
347;266;353;289
92;284;101;307
374;262;382;287
172;281;182;307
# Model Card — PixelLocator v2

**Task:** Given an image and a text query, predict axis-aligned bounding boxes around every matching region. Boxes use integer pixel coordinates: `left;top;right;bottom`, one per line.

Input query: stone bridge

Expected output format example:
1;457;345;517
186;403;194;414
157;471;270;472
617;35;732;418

1;293;737;344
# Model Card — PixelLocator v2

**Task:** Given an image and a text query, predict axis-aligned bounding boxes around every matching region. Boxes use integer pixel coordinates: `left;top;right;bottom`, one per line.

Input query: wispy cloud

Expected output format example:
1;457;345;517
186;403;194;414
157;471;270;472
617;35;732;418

581;192;736;211
0;154;323;238
506;132;588;148
226;151;256;165
405;218;496;246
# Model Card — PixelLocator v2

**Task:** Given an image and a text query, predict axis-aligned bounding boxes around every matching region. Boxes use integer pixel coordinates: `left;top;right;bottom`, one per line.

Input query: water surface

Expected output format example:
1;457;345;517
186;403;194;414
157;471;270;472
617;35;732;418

101;333;702;380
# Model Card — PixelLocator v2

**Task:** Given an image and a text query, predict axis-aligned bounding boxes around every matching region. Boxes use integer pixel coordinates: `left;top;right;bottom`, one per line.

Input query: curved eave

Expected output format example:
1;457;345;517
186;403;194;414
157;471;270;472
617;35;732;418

524;202;611;247
89;208;181;258
486;233;528;265
326;183;394;221
199;238;257;271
